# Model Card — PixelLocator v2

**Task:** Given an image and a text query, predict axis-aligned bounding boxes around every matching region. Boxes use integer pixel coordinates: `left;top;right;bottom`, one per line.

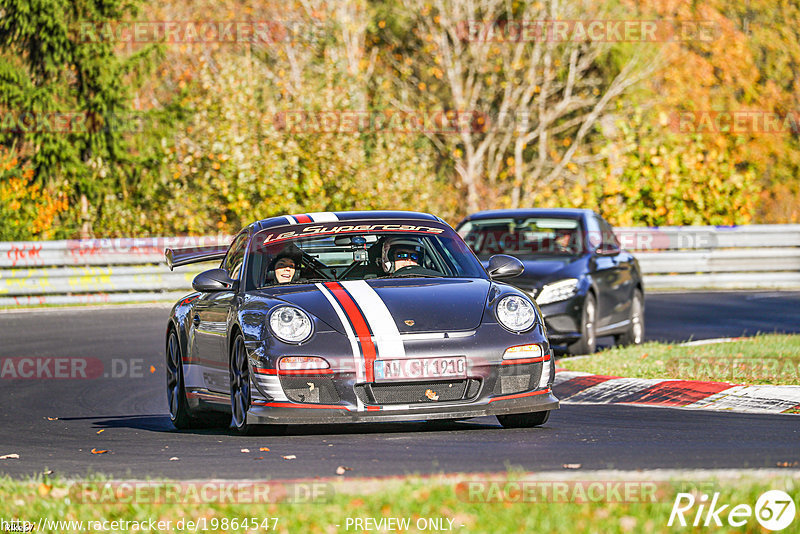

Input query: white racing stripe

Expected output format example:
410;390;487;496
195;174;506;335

341;280;406;360
284;215;297;225
316;283;365;410
308;212;339;222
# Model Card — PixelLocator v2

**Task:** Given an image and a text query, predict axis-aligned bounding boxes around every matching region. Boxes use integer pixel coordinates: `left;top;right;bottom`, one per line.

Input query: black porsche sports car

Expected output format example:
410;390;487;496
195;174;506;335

457;208;644;355
165;211;558;433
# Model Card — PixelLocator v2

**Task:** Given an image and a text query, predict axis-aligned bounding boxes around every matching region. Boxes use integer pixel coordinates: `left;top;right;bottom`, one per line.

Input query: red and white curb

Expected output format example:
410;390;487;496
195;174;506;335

553;371;800;415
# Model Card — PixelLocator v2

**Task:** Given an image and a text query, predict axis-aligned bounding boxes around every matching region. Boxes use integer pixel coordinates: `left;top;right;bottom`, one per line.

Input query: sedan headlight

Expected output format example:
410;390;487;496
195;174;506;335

535;278;579;306
269;306;313;343
496;295;536;332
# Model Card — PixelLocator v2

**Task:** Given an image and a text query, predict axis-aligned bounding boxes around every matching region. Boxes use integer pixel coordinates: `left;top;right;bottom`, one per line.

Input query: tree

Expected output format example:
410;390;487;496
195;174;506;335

0;0;160;237
380;0;658;211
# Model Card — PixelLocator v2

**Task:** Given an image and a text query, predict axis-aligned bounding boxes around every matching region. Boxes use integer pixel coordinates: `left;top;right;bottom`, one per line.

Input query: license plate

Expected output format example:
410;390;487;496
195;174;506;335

373;357;466;382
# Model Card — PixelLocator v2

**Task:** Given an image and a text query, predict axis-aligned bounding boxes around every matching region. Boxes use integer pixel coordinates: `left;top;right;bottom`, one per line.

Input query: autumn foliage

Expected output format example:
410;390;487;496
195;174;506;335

0;0;797;240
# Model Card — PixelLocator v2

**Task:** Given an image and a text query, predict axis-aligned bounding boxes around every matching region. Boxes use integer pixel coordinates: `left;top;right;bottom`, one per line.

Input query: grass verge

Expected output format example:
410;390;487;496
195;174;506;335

0;473;797;533
558;334;800;385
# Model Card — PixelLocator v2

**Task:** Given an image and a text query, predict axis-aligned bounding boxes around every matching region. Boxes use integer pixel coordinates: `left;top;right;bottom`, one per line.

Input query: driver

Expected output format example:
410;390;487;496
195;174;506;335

380;236;439;276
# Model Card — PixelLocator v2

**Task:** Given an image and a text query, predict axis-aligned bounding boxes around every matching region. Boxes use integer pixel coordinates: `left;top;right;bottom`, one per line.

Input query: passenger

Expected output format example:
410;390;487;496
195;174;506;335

267;248;302;284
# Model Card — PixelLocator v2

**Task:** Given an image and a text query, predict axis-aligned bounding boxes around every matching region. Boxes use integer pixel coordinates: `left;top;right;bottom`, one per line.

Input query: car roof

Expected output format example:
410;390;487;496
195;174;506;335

457;208;595;225
249;211;444;233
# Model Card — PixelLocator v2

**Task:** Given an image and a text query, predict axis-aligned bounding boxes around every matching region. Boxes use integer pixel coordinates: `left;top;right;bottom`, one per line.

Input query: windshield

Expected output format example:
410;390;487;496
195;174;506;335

458;217;584;259
247;223;486;289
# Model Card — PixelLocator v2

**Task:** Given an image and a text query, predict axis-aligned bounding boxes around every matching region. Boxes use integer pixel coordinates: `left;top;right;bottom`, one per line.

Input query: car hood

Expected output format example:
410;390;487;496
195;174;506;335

254;278;491;334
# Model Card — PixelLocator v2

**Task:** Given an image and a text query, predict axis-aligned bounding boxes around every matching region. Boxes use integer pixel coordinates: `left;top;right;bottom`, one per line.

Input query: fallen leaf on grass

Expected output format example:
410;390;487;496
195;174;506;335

38;483;52;496
90;448;108;455
0;454;19;460
240;448;250;453
282;455;296;460
50;487;68;499
259;447;270;452
336;466;352;475
562;463;581;469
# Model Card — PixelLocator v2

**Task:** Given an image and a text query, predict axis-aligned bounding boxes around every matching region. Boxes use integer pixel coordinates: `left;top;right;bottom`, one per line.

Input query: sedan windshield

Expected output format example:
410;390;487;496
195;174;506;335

247;224;486;289
458;217;584;259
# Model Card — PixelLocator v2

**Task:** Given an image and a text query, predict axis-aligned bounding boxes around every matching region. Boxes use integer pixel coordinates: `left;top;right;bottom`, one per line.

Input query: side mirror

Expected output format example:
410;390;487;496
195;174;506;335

192;268;238;292
486;254;524;279
595;245;621;257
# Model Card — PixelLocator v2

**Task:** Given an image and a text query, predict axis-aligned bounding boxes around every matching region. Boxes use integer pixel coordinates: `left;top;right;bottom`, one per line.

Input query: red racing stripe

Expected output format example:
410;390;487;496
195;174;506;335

278;369;334;376
501;355;550;365
488;388;551;402
252;401;351;410
294;214;312;223
324;281;377;382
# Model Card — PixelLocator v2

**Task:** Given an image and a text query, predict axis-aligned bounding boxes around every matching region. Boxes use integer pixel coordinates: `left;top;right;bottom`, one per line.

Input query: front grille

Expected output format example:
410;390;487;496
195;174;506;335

493;362;543;395
355;379;481;405
280;376;340;404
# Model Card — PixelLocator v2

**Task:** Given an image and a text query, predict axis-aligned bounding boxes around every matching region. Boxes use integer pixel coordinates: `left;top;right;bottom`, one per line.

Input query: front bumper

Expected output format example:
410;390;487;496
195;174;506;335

244;323;559;424
246;388;558;424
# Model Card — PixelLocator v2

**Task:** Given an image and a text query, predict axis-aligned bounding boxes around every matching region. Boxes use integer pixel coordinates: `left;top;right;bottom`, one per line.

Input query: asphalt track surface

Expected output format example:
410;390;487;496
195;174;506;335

1;291;799;479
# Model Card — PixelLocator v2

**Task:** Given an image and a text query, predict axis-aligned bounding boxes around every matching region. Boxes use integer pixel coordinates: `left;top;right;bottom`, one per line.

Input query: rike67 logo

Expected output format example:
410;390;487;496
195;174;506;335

669;490;796;531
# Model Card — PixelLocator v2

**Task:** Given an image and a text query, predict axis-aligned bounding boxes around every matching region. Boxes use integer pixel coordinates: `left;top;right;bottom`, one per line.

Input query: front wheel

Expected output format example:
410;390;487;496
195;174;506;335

229;334;256;435
229;334;287;436
497;410;550;428
616;290;644;346
567;293;597;355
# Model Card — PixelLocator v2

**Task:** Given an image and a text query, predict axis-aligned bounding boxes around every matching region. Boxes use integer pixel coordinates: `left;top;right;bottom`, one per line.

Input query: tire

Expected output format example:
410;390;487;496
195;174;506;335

567;293;597;355
166;329;193;430
497;410;550;428
228;334;288;436
229;334;256;435
616;289;644;347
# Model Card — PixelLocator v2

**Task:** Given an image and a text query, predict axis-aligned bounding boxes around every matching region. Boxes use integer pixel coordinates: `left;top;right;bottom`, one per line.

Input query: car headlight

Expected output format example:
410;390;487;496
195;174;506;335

496;295;536;332
269;306;313;343
535;278;579;306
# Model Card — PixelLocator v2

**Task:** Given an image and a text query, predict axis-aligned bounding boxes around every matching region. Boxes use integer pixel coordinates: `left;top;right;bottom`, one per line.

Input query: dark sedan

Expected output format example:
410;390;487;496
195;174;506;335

456;208;644;354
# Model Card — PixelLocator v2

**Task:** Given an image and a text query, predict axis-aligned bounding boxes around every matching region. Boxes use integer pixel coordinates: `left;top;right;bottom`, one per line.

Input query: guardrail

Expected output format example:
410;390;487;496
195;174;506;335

0;237;230;307
614;224;800;289
0;225;798;306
